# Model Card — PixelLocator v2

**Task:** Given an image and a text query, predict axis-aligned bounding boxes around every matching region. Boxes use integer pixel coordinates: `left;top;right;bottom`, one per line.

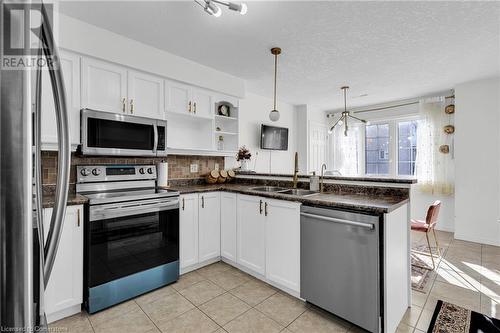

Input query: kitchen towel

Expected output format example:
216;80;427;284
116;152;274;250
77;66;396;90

157;161;169;188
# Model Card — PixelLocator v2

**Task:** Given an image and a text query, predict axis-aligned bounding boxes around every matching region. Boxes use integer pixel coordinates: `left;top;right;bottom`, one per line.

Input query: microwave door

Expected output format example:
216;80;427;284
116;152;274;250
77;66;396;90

81;110;157;156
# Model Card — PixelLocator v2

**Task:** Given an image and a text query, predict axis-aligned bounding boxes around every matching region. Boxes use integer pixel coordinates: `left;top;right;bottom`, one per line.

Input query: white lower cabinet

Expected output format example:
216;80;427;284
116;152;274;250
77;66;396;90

43;205;84;323
236;195;266;275
220;192;237;262
198;192;221;262
179;192;221;271
180;194;199;269
265;199;301;292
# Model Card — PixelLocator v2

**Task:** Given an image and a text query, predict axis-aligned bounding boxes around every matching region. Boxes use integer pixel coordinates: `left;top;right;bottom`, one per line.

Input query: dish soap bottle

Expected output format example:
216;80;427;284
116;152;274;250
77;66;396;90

310;171;319;192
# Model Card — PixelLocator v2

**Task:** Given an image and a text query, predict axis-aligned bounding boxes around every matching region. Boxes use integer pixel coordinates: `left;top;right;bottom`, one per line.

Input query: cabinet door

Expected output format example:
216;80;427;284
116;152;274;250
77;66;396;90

40;51;81;148
265;199;301;292
191;88;213;118
44;205;84;317
237;194;266;275
180;194;199;269
81;58;127;113
198;192;221;262
128;70;164;119
165;79;191;115
220;192;237;262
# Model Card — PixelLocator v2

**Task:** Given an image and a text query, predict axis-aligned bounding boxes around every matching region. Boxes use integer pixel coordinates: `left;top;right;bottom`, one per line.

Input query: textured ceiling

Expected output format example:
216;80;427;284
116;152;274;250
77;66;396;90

59;1;500;110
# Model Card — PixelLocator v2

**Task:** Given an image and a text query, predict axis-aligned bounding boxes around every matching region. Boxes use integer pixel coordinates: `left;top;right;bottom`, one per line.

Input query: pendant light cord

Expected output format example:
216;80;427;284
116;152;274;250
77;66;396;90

273;53;277;110
343;87;347;112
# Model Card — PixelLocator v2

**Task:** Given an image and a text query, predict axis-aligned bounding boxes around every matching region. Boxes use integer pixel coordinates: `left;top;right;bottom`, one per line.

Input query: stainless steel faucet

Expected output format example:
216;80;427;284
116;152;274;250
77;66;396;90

320;163;327;193
293;152;299;188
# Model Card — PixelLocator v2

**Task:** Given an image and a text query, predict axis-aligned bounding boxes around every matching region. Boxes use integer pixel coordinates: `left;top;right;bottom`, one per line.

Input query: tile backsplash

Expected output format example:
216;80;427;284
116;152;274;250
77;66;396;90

41;151;225;186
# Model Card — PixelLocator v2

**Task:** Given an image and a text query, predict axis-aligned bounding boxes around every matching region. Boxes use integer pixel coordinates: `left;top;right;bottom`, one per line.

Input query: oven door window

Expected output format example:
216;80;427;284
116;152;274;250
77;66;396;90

89;209;179;287
87;118;155;151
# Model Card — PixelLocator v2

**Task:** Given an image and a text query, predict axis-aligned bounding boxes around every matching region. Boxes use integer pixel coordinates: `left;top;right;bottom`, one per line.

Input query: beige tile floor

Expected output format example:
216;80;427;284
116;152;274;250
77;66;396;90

51;230;500;333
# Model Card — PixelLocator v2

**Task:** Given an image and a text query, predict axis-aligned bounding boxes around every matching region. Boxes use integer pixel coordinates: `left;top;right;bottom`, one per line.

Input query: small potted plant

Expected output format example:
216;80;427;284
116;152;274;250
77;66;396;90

236;146;252;171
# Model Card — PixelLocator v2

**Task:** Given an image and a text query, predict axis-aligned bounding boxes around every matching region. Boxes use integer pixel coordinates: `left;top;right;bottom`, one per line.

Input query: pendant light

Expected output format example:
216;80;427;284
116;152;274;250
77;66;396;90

269;47;281;122
328;86;366;136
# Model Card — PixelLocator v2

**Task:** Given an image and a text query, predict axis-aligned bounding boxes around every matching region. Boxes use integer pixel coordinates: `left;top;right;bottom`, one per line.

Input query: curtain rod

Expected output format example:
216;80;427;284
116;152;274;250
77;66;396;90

338;94;455;115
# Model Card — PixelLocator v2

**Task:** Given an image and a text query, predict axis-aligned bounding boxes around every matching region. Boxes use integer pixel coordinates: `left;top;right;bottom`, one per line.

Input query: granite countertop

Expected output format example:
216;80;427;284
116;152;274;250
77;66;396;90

235;171;417;184
169;183;409;214
42;193;88;208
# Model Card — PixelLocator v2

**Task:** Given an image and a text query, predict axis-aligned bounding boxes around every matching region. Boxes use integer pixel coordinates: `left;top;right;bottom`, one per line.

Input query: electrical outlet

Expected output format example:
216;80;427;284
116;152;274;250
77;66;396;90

190;164;198;173
214;163;219;171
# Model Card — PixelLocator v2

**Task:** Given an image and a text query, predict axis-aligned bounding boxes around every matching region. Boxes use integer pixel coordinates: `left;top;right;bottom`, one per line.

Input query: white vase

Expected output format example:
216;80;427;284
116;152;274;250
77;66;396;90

240;159;250;171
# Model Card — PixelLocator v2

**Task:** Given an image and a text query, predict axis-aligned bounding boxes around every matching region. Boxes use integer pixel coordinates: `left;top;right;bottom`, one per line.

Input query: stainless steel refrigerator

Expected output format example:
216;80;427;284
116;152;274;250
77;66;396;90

0;1;71;330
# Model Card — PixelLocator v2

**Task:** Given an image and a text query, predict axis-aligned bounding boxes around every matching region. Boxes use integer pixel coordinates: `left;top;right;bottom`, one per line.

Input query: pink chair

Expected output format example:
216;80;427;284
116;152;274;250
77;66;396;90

411;200;442;270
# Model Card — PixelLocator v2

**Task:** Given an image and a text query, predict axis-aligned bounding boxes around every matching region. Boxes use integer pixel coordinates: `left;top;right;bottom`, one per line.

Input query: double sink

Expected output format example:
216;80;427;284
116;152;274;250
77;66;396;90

249;186;318;197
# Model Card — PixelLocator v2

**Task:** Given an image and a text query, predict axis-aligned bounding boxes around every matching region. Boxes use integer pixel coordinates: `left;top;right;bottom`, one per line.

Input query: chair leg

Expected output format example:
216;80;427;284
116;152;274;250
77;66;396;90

432;229;441;257
426;232;436;270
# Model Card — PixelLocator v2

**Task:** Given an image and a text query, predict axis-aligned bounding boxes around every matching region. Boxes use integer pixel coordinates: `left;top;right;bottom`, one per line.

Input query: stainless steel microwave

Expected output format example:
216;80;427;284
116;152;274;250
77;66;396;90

80;109;167;157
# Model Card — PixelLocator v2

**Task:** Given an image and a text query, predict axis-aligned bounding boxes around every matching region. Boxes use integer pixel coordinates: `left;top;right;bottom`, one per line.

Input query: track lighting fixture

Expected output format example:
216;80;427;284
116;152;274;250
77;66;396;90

195;0;247;17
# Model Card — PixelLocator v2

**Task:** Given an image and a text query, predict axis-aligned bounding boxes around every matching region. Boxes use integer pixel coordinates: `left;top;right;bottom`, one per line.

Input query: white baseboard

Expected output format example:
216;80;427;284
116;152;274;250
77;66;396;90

46;304;81;324
220;257;301;299
180;257;221;275
454;232;500;246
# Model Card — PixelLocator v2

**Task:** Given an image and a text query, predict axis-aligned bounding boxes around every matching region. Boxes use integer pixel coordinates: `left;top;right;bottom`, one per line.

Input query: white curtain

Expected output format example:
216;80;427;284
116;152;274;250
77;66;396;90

415;97;454;195
331;122;362;176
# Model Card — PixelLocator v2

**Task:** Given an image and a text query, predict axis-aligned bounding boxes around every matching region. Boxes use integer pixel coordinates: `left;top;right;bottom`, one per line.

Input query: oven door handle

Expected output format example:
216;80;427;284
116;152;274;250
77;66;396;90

90;200;179;221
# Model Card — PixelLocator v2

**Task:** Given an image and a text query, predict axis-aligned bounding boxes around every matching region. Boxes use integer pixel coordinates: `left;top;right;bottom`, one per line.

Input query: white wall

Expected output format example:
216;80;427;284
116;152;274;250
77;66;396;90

58;14;245;98
455;77;500;246
225;93;297;173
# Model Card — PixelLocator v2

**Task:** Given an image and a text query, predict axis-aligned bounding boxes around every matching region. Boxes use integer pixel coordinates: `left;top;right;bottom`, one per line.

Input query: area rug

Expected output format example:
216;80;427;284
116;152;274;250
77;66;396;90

427;300;500;333
411;244;445;293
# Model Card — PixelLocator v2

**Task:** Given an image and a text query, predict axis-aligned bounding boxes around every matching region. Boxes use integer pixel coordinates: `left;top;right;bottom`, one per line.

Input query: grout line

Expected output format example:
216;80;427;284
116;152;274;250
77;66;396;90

135;299;164;333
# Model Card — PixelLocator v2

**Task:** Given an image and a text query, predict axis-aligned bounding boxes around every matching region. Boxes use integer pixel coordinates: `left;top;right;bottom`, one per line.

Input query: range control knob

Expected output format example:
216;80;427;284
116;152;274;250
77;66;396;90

92;168;101;176
147;168;153;174
80;168;91;176
139;168;145;174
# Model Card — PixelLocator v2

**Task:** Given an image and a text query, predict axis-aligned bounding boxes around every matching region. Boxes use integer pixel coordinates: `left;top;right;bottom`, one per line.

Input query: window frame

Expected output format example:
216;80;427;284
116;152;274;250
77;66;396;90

361;115;419;177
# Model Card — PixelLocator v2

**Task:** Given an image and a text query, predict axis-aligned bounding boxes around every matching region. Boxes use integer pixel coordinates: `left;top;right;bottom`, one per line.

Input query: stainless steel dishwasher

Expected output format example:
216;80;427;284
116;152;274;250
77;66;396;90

300;205;381;333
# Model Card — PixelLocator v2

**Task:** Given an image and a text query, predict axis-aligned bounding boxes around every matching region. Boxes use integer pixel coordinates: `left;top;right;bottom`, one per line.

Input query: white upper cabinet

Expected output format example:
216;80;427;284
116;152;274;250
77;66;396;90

44;205;84;322
265;199;301;292
127;70;165;119
41;50;81;149
180;194;199;269
165;79;192;115
191;88;213;118
220;192;237;262
81;57;127;114
198;192;221;262
165;79;214;119
237;194;266;275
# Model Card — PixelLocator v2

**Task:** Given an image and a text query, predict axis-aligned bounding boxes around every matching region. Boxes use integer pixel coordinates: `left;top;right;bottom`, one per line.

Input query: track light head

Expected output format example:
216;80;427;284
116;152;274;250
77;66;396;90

228;2;247;15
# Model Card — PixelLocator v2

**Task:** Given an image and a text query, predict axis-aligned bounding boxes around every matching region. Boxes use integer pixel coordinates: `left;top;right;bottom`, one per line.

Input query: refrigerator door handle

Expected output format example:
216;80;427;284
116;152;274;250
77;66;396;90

39;4;71;286
34;45;45;272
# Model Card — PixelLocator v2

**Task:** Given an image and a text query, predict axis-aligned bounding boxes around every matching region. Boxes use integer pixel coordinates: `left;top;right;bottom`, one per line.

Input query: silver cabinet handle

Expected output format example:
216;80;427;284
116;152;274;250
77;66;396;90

300;212;374;230
259;200;263;215
201;196;205;208
182;198;185;210
265;202;268;216
193;102;197;114
77;209;81;227
122;97;126;113
130;99;134;114
40;4;71;285
188;101;192;113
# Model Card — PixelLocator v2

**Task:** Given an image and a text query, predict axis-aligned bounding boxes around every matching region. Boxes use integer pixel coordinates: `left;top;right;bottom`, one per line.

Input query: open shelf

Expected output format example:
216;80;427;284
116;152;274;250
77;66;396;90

214;131;238;136
215;115;238;121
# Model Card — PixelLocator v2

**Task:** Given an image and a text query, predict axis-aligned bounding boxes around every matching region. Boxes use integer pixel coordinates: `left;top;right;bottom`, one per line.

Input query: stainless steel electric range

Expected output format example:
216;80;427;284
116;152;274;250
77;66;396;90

76;165;180;314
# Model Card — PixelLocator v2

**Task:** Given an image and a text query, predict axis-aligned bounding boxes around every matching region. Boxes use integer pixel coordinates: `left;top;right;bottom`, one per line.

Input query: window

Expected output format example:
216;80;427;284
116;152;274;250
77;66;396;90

363;119;418;176
398;120;418;175
365;123;390;175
